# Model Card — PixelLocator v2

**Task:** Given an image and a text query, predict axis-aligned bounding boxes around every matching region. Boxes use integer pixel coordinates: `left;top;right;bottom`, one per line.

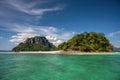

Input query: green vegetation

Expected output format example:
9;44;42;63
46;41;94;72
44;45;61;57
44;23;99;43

12;43;57;51
58;32;113;52
12;36;57;52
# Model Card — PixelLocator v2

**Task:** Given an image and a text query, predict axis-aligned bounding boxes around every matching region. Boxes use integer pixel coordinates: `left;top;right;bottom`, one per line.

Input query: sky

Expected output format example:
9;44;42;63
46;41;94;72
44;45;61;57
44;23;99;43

0;0;120;50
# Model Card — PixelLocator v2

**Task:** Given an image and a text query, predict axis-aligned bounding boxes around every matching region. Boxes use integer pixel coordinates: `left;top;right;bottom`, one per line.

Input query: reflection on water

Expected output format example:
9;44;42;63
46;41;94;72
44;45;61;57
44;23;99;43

0;53;120;80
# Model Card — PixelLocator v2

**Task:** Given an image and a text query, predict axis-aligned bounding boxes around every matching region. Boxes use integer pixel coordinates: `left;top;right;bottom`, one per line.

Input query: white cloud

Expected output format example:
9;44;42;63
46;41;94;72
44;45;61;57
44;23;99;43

46;35;57;41
9;25;74;46
37;26;57;34
35;26;74;41
0;0;65;24
108;31;120;37
108;31;120;48
8;0;63;16
30;7;62;15
52;40;63;46
9;33;38;44
11;25;35;33
36;26;74;41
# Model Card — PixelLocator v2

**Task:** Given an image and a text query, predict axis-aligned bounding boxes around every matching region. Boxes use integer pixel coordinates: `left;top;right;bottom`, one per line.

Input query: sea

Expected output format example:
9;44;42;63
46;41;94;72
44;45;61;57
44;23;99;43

0;52;120;80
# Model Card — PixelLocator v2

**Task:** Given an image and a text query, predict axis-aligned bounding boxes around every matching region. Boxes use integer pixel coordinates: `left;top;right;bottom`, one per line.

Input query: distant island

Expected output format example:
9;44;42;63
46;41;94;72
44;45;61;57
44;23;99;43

12;36;57;52
12;32;113;52
58;32;113;52
114;47;120;52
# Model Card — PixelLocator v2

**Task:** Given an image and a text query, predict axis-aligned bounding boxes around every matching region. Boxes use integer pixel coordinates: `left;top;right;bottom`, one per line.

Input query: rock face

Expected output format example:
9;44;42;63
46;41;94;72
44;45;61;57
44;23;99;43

25;36;52;48
12;36;57;51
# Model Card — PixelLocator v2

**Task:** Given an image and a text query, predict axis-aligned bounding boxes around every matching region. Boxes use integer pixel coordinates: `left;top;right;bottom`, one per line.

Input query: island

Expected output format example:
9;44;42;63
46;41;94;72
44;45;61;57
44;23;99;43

58;32;113;52
12;32;113;53
12;36;57;52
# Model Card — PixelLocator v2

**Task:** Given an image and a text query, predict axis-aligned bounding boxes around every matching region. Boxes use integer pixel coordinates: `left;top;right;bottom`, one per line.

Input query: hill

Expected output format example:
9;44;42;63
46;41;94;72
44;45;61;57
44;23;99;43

12;36;57;52
58;32;113;52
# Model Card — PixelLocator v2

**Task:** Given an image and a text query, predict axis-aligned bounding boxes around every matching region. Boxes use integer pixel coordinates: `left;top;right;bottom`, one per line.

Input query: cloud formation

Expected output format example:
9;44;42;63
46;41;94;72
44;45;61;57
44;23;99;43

108;31;120;48
9;25;74;46
4;0;64;21
108;31;120;37
46;35;57;41
52;40;63;46
8;0;63;16
9;33;38;44
11;25;35;33
0;0;65;25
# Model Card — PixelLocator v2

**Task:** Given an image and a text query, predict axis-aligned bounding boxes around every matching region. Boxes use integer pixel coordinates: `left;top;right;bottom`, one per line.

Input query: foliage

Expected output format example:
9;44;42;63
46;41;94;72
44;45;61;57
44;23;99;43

12;37;58;52
58;32;113;52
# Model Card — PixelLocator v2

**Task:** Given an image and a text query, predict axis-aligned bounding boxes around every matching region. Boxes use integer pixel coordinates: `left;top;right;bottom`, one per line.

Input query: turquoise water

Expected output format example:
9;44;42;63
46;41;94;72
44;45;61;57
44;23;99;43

0;52;120;80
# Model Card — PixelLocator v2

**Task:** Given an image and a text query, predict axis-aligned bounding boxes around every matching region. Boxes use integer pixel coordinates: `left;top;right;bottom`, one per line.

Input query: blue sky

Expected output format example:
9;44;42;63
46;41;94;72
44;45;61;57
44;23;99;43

0;0;120;50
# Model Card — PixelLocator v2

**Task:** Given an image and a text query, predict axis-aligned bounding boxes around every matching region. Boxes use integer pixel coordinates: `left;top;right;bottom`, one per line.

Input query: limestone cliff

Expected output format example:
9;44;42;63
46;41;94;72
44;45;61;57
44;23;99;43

12;36;57;51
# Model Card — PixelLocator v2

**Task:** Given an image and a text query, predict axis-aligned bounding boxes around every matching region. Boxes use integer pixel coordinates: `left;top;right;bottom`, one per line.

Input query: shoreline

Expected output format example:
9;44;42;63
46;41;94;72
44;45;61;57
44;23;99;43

14;51;61;54
11;51;120;55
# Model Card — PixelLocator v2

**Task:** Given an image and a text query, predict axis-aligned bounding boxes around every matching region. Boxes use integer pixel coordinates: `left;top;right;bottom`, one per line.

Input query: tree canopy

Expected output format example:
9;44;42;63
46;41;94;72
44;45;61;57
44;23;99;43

58;32;113;52
12;36;57;52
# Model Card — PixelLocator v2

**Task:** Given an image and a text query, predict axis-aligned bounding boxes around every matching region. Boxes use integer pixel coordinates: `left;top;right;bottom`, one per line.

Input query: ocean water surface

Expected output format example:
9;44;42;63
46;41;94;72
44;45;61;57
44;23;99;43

0;52;120;80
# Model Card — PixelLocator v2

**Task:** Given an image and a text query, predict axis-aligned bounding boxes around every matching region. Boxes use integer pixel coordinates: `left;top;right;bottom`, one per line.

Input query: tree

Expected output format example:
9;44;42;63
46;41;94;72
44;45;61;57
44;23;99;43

58;32;113;52
12;36;58;51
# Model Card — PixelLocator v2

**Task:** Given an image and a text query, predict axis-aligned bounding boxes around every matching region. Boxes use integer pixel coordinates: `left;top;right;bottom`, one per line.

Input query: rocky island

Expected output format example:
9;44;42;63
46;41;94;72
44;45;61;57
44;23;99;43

58;32;113;52
12;32;113;53
12;36;57;52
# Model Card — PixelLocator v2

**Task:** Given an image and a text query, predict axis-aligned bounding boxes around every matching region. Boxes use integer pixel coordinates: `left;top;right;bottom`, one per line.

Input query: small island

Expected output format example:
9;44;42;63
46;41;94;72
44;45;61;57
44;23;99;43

12;36;57;52
58;32;113;52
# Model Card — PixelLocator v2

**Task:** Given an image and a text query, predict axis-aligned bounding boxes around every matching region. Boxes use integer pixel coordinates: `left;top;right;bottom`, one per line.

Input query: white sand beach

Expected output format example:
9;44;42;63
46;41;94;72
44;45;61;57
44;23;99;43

14;51;61;54
13;51;120;55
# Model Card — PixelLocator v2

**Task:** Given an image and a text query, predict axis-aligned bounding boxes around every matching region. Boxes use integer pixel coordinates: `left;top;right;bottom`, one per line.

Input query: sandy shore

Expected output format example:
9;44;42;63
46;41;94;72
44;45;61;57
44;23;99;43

67;52;119;55
14;51;61;54
13;51;120;55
